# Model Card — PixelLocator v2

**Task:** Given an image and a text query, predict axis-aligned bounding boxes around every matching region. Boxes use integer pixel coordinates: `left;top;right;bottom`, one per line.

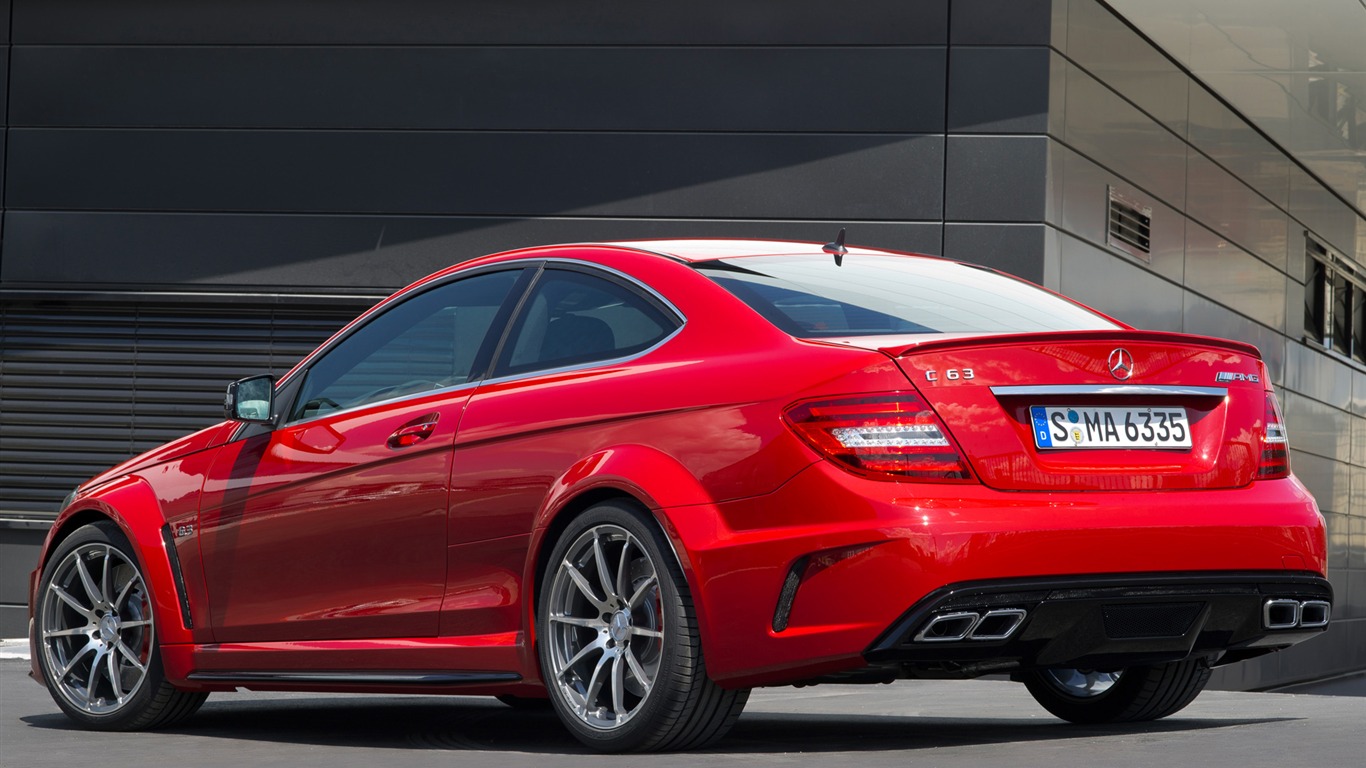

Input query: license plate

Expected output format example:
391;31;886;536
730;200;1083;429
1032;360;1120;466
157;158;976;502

1030;405;1191;449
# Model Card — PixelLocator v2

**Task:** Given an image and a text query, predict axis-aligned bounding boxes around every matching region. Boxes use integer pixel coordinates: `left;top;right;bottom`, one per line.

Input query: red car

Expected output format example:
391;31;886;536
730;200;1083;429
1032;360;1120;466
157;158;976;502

29;238;1329;752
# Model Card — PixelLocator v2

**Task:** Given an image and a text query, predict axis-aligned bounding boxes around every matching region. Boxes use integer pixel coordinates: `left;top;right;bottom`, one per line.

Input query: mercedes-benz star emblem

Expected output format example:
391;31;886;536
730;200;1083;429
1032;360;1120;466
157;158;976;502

1108;348;1134;381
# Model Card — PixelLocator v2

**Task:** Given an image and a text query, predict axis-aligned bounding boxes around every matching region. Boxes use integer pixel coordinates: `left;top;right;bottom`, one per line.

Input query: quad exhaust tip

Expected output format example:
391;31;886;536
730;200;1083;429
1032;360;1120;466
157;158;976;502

1263;598;1331;630
914;608;1028;642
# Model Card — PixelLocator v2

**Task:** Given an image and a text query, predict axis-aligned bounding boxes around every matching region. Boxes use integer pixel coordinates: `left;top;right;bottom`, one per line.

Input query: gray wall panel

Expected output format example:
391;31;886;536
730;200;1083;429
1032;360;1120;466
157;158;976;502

950;0;1056;45
11;46;946;132
13;0;948;45
944;135;1048;222
942;222;1046;283
2;212;944;289
6;130;944;219
947;47;1050;134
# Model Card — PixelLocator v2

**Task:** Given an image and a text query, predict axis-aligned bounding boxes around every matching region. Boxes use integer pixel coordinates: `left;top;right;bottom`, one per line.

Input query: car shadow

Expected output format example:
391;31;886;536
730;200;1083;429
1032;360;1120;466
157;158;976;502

19;696;1300;754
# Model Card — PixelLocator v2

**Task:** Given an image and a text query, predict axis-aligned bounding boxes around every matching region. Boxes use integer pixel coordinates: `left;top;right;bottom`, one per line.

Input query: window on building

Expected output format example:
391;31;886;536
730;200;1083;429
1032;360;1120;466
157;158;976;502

1304;236;1366;364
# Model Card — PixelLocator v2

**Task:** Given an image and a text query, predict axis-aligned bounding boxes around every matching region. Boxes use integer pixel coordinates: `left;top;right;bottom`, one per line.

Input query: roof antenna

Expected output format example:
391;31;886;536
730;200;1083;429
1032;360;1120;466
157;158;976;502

823;227;848;267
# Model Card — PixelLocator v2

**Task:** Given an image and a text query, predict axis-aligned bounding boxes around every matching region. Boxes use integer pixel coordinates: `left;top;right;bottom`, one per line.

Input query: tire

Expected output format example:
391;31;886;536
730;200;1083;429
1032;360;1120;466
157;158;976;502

34;521;208;730
537;500;749;752
1022;659;1211;724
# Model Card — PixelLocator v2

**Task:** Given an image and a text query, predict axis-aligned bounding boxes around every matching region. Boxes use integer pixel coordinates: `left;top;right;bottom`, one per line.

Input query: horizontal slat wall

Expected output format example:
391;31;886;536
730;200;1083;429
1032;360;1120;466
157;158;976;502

0;298;371;514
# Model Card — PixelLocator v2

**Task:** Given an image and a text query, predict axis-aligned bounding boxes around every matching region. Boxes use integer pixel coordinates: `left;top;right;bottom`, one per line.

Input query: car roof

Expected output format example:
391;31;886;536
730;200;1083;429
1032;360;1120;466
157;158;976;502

598;238;918;263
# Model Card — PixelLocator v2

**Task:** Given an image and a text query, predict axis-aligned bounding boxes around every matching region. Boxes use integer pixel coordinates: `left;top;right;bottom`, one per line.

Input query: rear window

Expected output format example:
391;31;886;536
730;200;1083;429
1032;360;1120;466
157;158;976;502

695;255;1117;337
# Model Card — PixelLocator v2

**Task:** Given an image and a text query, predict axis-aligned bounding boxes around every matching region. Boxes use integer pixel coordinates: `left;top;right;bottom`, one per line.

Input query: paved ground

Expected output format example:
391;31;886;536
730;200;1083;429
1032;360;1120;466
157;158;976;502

5;657;1365;768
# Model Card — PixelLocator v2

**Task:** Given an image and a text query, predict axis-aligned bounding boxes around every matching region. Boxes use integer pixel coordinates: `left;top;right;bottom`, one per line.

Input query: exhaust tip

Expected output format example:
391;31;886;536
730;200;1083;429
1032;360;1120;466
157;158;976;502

969;608;1028;641
1263;599;1300;630
914;612;980;642
1299;600;1331;628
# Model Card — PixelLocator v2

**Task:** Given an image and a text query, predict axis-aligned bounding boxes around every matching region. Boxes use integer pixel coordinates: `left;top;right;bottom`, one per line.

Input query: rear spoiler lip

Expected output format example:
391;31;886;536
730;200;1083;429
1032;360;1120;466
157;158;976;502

878;329;1263;359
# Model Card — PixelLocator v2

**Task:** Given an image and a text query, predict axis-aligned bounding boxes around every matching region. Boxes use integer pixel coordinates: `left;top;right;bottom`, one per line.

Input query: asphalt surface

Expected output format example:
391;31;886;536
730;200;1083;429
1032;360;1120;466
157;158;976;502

4;656;1365;768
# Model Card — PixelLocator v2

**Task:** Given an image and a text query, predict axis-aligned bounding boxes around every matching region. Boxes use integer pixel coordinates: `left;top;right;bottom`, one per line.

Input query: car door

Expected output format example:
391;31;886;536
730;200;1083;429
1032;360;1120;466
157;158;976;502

197;267;526;643
440;265;682;637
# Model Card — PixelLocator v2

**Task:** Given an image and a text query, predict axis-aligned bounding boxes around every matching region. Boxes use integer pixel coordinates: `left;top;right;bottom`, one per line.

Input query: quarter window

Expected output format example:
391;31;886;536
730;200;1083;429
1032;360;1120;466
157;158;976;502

494;268;678;377
290;269;521;421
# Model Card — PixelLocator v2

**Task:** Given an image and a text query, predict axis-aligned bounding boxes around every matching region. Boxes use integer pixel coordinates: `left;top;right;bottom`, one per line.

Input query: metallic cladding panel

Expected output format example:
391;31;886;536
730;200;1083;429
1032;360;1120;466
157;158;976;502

13;0;949;45
10;46;947;133
1;213;946;289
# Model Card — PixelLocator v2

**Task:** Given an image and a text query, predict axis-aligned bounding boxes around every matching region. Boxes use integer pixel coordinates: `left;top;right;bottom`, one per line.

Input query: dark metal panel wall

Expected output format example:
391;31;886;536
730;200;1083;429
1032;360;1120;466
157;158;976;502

1;213;946;290
6;130;943;218
11;0;947;45
11;47;946;132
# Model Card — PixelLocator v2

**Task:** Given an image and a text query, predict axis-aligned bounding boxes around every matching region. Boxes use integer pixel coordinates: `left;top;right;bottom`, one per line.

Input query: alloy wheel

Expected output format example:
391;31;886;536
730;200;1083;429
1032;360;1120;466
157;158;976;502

40;542;155;715
544;523;664;731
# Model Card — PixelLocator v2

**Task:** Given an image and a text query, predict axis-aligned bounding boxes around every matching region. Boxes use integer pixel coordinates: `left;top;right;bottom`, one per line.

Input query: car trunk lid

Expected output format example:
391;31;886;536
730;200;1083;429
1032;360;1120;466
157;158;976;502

879;330;1268;491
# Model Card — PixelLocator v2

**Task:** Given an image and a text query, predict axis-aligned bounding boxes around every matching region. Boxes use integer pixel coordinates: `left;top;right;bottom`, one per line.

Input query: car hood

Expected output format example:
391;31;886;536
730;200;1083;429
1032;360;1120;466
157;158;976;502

80;421;240;495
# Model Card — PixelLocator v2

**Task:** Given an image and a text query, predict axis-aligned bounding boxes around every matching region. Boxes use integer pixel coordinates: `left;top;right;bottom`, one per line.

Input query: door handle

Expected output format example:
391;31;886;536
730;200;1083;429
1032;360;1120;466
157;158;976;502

387;413;440;449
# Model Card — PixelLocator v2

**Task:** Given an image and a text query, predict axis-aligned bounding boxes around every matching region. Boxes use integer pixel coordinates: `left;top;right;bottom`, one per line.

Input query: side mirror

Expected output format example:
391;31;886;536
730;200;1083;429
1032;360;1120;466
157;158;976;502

224;375;276;424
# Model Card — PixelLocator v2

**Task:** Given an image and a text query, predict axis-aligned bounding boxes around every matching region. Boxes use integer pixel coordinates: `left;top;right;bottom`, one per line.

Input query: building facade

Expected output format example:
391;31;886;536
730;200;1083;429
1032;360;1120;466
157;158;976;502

2;0;1363;690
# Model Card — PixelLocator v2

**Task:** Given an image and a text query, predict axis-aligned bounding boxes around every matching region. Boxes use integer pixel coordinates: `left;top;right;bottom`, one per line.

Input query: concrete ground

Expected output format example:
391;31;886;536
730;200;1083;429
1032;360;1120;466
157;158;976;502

5;654;1365;768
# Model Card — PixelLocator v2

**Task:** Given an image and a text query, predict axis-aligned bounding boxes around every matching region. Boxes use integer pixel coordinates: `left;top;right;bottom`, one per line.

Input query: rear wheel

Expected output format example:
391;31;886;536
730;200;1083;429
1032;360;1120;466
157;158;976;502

538;501;748;752
34;521;207;730
1022;659;1211;724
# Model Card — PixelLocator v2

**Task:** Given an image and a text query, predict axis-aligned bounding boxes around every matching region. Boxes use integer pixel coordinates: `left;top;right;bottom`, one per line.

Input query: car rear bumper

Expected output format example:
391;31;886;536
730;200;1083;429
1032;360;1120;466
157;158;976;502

663;461;1327;687
863;571;1332;678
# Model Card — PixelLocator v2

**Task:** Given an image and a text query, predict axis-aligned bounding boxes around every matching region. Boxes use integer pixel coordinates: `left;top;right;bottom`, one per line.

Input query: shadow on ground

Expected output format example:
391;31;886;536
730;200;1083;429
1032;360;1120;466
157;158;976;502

19;696;1298;754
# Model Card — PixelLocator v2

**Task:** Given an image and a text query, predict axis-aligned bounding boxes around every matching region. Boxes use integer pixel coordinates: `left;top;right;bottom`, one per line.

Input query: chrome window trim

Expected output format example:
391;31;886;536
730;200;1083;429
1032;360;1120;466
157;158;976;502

990;385;1228;398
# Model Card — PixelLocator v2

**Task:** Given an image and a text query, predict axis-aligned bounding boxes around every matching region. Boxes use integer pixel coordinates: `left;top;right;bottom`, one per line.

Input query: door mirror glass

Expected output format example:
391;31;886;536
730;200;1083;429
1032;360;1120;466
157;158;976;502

225;375;275;424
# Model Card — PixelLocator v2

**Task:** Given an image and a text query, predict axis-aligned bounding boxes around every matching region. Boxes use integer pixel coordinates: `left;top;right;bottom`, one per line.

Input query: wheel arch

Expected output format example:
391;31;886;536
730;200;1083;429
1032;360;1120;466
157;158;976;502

520;446;716;686
34;475;193;647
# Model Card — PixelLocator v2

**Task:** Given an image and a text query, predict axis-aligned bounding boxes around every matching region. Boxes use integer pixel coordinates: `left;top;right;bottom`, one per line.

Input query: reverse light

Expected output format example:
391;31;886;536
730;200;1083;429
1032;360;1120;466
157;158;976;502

784;394;974;482
1258;391;1290;479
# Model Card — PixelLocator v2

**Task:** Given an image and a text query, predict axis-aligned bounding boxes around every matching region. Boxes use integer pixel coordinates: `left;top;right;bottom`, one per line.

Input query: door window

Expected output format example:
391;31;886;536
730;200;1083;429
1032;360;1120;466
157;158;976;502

290;269;520;421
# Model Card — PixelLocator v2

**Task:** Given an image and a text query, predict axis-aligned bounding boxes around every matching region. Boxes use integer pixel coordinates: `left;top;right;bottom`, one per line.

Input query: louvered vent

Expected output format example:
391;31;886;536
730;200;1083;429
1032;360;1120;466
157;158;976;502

1106;187;1152;262
0;296;375;516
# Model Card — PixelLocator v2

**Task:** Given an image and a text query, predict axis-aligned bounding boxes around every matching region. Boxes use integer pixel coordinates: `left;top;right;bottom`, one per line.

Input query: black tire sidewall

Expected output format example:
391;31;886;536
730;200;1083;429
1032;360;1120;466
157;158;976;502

1023;668;1143;723
35;521;171;730
537;501;692;751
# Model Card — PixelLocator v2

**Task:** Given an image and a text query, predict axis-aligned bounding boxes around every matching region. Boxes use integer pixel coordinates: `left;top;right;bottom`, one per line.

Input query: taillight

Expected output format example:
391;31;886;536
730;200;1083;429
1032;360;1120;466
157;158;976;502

1258;391;1290;479
784;394;974;482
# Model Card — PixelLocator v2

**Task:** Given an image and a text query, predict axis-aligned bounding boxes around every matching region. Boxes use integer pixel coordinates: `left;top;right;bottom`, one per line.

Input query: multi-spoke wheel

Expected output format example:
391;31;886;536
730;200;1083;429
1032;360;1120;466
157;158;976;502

538;501;748;752
35;521;207;730
1022;659;1211;724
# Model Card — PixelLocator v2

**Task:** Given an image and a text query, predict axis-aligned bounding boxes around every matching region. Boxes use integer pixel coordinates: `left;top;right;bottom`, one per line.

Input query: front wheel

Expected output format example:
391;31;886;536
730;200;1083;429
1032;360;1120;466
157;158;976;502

1022;658;1211;724
538;501;748;752
34;521;207;730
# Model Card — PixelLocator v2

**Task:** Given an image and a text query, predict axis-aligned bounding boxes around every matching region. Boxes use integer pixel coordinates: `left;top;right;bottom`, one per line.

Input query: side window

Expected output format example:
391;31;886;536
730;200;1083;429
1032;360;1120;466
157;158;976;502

495;268;679;377
290;269;520;421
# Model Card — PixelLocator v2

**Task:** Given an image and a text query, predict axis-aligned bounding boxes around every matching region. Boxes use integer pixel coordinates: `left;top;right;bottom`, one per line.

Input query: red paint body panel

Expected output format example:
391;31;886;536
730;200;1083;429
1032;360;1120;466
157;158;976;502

29;240;1328;700
195;390;465;642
